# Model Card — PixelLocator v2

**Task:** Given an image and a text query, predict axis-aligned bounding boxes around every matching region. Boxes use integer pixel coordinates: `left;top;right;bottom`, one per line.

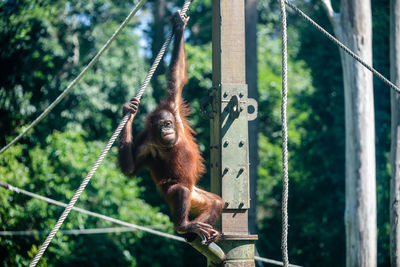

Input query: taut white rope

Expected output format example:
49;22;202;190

279;0;289;266
285;0;400;93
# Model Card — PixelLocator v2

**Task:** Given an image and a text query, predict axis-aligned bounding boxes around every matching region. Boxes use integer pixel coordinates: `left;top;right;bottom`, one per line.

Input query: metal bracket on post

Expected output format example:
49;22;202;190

220;83;250;210
203;84;257;122
247;98;258;121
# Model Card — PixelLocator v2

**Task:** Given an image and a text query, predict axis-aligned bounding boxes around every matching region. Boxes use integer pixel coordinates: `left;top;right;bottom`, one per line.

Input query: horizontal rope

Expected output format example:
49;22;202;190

285;0;400;93
0;227;143;236
0;0;148;155
0;181;302;266
0;181;183;242
255;256;302;267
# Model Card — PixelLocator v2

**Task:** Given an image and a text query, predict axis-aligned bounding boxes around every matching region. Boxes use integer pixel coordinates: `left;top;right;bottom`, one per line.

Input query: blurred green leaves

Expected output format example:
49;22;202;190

0;129;179;266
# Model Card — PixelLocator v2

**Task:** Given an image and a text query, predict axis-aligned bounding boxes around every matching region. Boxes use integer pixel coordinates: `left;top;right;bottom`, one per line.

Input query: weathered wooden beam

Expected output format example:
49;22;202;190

211;0;257;266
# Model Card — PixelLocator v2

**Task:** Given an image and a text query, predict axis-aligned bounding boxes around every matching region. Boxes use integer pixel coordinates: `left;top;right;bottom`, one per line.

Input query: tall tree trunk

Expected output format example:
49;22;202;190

322;1;376;266
245;0;259;235
151;0;166;101
390;0;400;266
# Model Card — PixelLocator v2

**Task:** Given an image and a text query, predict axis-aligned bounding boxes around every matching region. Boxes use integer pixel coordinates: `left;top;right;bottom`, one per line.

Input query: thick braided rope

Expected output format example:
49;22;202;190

279;0;289;267
0;180;301;266
29;116;129;267
254;256;302;267
29;2;192;266
0;0;147;155
0;227;159;236
285;0;400;93
0;227;128;236
0;181;184;242
135;0;191;100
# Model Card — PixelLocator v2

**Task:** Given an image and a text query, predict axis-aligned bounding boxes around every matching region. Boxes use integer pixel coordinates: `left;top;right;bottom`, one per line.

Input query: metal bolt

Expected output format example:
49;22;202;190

225;202;230;207
223;140;229;147
224;167;229;173
239;140;245;147
239;93;244;98
223;92;228;98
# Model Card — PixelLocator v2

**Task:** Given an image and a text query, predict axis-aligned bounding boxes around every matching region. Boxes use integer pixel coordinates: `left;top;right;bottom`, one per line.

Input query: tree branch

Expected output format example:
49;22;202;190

321;0;335;20
321;0;335;19
321;0;341;36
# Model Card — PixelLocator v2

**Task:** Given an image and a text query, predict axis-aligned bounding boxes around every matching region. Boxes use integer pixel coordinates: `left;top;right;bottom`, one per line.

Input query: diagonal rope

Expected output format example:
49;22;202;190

0;0;148;155
28;114;130;267
0;181;303;267
0;227;158;236
279;0;289;267
284;0;400;93
254;256;302;267
0;181;184;242
135;1;191;99
28;2;192;266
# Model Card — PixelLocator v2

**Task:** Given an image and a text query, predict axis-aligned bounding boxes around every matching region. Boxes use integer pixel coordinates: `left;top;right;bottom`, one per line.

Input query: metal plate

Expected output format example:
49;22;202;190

219;83;250;209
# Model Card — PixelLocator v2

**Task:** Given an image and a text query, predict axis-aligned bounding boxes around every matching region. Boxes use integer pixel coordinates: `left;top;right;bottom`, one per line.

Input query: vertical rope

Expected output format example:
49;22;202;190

279;0;289;266
28;1;192;266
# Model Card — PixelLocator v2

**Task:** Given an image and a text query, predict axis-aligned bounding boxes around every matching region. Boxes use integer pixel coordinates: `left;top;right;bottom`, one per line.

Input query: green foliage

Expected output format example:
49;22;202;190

290;3;346;266
0;0;152;145
0;130;186;266
184;0;212;45
255;23;321;265
0;1;191;266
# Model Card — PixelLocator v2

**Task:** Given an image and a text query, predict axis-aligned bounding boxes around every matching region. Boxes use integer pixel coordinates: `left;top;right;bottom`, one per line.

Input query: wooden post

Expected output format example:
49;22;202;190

211;0;257;265
245;0;259;236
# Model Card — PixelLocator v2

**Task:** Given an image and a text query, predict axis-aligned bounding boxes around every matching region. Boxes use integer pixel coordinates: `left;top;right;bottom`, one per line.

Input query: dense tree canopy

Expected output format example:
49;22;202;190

0;0;392;266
